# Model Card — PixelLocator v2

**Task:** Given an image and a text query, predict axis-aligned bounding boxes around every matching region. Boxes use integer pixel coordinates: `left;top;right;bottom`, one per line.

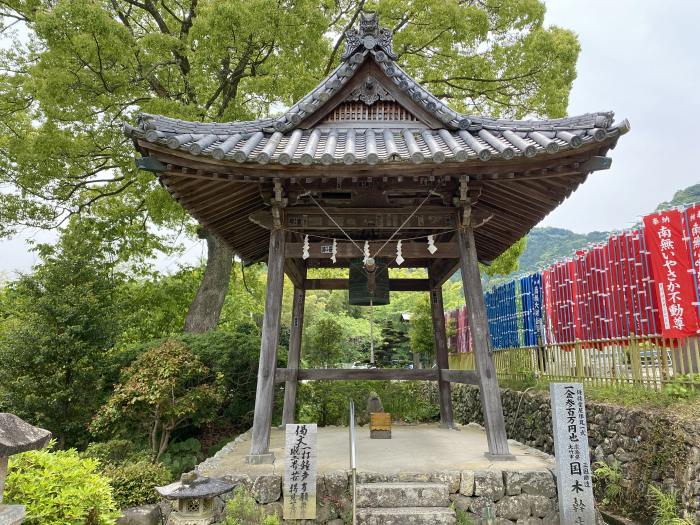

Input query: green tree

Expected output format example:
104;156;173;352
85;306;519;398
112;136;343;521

409;296;434;368
0;220;121;447
0;0;578;330
377;318;410;367
303;317;345;368
91;338;224;460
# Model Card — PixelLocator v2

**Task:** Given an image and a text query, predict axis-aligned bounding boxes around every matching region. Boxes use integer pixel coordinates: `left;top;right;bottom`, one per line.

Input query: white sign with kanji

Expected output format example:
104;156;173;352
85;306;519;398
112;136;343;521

283;423;317;520
550;383;595;524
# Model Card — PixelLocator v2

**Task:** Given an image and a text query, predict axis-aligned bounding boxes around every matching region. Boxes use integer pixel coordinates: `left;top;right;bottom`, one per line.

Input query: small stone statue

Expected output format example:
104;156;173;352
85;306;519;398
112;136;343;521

0;413;52;525
366;391;384;414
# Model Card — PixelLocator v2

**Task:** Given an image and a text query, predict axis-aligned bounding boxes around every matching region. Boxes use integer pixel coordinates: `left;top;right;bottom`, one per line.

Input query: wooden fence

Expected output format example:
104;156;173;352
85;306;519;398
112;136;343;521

448;336;700;389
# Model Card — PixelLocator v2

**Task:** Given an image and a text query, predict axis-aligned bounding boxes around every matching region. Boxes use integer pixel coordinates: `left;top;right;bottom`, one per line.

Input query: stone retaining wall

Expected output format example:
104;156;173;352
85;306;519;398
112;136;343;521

178;468;564;524
451;384;700;523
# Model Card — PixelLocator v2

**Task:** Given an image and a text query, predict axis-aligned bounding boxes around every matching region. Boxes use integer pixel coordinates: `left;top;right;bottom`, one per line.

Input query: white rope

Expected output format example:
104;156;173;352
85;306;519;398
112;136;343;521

372;186;438;258
297;185;364;255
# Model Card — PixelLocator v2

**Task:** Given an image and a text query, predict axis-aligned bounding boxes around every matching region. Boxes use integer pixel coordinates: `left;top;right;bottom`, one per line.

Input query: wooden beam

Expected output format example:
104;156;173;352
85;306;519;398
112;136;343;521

274;368;478;383
429;270;454;429
457;218;512;459
441;369;479;385
303;278;431;291
248;227;286;463
284;257;306;289
281;281;306;426
286;241;459;259
253;207;455;231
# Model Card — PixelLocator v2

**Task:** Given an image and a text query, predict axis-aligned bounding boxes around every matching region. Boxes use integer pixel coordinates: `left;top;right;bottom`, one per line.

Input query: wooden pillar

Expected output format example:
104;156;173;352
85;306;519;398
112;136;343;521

248;228;286;463
428;268;454;429
281;278;306;426
457;222;513;459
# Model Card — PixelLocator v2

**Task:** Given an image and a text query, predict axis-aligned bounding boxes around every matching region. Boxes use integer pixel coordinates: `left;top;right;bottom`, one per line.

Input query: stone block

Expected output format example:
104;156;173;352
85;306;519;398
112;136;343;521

468;495;494;516
262;501;283;518
495;494;531;520
356;506;456;525
356;482;449;508
221;473;252;492
518;519;544;525
253;474;281;504
460;470;475;496
474;470;504;500
529;495;554;517
503;470;555;498
320;471;348;501
117;504;160;525
541;511;559;525
0;505;25;525
450;494;472;512
432;470;461;493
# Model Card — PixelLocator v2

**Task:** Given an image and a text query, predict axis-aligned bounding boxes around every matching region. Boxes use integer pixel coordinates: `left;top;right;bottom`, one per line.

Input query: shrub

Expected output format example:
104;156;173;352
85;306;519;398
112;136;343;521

83;439;151;465
297;381;439;426
82;439;172;509
101;460;171;509
593;460;624;507
647;485;694;525
159;438;201;477
91;339;224;460
222;487;280;525
5;444;120;524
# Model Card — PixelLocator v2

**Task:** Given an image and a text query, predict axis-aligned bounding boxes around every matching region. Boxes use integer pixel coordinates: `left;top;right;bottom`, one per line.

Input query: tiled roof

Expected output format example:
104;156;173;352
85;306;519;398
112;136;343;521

125;112;628;166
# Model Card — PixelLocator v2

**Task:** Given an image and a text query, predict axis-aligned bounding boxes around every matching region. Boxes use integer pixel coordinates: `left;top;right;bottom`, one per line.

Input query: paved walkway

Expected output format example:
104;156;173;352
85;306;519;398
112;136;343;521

199;423;553;478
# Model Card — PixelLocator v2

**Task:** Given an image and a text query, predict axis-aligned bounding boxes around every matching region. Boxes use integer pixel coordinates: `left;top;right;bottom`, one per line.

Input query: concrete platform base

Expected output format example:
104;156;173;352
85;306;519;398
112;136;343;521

200;423;553;477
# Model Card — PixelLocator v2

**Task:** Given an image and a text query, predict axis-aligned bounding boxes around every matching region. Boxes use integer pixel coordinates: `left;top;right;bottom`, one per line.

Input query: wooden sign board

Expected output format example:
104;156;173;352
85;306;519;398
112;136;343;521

283;424;317;520
550;383;595;524
370;412;391;439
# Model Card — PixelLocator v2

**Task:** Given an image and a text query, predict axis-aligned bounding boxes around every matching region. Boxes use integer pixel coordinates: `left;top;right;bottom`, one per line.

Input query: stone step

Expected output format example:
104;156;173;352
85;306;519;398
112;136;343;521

356;506;456;525
356;482;450;508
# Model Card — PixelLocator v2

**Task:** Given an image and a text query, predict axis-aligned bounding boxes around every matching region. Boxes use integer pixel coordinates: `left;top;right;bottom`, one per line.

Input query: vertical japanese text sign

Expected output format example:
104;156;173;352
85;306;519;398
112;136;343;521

283;423;317;520
550;383;595;524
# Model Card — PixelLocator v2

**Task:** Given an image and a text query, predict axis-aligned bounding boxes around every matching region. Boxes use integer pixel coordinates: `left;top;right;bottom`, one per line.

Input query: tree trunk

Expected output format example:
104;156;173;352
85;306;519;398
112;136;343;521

184;228;234;333
413;352;421;369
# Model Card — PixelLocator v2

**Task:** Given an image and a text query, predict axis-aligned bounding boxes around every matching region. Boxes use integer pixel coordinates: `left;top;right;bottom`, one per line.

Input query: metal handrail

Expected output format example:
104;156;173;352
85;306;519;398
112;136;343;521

348;398;357;525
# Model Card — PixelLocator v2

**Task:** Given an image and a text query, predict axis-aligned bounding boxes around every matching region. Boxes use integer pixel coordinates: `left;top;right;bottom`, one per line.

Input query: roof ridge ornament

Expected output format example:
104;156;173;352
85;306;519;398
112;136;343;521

342;12;397;62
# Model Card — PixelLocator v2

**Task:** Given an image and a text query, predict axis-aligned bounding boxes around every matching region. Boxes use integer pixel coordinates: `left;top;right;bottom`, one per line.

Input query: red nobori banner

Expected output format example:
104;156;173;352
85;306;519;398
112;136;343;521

682;203;700;294
643;210;700;338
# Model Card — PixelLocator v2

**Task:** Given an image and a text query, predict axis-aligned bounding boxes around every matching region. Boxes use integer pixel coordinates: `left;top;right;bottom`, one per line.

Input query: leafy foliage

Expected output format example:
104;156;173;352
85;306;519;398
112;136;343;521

159;437;201;478
409;296;435;364
81;439;171;508
593;460;624;507
0;220;121;447
647;485;694;525
100;459;171;509
222;487;281;525
5;443;120;525
297;381;439;426
91;339;224;460
303;317;345;367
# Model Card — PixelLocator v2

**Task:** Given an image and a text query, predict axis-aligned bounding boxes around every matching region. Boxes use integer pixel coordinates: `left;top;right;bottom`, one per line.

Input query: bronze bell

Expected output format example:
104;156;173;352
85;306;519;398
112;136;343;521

348;257;390;306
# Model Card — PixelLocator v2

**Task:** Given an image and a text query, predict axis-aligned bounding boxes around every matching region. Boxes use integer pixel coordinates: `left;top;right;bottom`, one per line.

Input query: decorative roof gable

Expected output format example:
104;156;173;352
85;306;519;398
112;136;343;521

269;12;471;132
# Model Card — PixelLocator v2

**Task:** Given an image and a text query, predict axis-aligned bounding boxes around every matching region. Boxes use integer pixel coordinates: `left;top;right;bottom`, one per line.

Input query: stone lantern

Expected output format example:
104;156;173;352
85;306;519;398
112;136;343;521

0;413;52;525
156;471;235;525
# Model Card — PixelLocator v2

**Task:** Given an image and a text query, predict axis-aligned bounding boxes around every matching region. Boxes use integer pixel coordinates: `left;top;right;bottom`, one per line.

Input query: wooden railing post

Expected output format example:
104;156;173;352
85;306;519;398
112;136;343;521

428;267;454;429
457;220;513;459
282;282;306;426
248;227;286;464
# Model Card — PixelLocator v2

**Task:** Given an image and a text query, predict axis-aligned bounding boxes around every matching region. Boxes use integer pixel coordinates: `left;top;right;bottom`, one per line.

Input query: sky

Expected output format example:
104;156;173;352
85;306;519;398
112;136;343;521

2;0;699;276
